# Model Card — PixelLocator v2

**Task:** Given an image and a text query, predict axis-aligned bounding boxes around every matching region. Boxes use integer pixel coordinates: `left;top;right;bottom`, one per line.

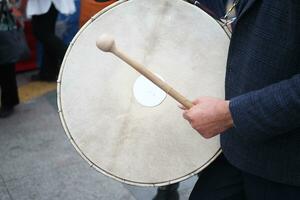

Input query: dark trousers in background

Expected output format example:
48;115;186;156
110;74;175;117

189;154;300;200
31;4;67;79
0;63;19;107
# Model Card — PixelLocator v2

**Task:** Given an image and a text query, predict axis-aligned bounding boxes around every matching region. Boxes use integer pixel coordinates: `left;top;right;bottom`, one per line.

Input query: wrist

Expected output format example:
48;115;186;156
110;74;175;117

224;100;234;128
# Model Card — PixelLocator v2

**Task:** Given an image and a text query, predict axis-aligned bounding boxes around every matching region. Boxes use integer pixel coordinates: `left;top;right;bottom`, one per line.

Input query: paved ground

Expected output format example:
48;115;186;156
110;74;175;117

0;72;197;200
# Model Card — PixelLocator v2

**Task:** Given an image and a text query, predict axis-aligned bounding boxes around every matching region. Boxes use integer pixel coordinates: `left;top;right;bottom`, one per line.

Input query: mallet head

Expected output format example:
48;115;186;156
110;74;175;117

96;34;116;52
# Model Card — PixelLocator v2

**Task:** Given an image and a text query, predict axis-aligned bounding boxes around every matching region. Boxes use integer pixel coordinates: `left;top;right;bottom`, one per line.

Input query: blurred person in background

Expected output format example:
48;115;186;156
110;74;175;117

0;59;19;118
0;0;24;118
19;0;76;81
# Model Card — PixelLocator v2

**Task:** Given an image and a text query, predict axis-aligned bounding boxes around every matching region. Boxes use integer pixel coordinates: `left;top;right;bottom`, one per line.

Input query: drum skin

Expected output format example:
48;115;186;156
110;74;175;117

58;0;229;186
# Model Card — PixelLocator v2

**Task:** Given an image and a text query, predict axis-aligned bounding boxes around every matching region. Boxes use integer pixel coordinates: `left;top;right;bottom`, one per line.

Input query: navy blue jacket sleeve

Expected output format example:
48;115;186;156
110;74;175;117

193;0;227;19
229;74;300;142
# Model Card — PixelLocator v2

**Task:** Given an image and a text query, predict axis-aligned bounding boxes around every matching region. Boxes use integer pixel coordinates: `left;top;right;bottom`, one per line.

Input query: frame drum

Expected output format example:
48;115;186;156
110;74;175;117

58;0;229;186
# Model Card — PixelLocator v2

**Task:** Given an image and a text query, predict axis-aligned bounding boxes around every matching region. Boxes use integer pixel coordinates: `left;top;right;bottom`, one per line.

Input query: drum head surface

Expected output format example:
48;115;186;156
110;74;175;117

58;0;229;186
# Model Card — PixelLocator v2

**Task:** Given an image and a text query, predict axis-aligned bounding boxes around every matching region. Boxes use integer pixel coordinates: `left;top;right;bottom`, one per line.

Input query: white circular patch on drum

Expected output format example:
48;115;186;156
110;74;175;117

133;74;167;107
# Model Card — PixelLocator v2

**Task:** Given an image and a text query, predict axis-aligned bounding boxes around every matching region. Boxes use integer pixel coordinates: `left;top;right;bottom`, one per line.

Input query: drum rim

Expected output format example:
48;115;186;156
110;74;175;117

57;0;226;187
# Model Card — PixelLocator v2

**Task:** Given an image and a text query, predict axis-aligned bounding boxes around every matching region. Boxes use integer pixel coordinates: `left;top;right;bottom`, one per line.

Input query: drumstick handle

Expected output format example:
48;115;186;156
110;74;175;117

112;48;194;109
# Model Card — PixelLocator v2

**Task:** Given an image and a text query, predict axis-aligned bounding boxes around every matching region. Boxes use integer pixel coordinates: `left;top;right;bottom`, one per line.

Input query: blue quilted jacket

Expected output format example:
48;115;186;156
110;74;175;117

197;0;300;186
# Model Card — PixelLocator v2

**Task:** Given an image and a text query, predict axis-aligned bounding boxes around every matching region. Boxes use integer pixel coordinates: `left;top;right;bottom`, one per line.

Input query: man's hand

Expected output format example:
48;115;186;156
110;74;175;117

182;97;234;138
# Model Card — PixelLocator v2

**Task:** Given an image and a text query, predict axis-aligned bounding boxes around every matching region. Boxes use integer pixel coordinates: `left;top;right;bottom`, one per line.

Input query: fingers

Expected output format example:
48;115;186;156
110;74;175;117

183;108;197;123
178;97;204;111
192;96;214;105
192;99;199;105
181;97;202;124
178;105;186;110
182;110;190;121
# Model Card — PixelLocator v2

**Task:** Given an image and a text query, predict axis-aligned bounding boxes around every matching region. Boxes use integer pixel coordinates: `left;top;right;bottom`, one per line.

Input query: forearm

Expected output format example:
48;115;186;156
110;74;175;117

229;74;300;142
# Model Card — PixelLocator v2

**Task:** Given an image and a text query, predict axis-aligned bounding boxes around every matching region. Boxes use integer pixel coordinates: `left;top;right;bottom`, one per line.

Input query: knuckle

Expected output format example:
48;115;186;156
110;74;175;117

182;112;188;120
191;122;197;129
203;134;211;139
202;131;212;139
186;114;193;122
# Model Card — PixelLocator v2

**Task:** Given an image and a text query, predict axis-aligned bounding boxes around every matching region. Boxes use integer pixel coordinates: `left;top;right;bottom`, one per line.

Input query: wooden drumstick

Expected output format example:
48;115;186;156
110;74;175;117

96;34;194;109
